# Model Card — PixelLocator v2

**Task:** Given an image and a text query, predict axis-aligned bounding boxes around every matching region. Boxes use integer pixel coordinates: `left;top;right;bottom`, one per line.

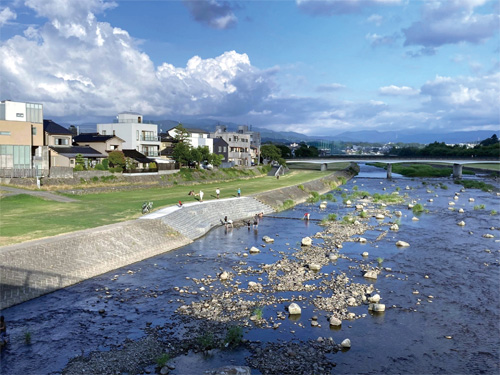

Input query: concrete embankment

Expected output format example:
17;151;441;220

0;167;357;310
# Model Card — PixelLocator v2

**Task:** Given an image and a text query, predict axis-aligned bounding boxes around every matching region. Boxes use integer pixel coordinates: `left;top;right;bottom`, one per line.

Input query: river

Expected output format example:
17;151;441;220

1;165;499;374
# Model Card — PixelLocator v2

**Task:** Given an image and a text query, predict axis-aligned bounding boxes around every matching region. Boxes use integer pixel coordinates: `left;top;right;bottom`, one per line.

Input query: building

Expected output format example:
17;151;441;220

166;127;214;153
97;112;161;158
0;100;45;171
44;120;105;168
73;133;125;155
211;125;259;166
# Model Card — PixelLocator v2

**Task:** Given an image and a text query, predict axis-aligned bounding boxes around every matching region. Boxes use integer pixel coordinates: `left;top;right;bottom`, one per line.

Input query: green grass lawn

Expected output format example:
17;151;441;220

0;170;330;246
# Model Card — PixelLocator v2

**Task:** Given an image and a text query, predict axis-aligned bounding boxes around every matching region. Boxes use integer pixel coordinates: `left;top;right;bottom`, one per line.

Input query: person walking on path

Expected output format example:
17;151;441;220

216;188;220;199
199;190;204;202
237;188;241;198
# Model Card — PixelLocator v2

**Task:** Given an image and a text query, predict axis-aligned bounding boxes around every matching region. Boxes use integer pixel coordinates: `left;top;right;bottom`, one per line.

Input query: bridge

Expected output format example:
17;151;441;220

286;156;499;179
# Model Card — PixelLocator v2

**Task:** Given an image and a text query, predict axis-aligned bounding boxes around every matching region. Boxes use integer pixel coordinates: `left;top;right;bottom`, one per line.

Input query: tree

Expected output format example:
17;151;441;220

172;141;191;167
261;144;282;162
190;147;202;167
294;143;319;158
173;123;191;144
75;153;86;169
275;144;292;158
208;153;224;167
108;151;126;170
480;134;499;146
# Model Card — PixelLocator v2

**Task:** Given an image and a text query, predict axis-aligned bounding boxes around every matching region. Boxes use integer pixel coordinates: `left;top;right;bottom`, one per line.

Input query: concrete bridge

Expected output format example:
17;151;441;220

286;156;499;179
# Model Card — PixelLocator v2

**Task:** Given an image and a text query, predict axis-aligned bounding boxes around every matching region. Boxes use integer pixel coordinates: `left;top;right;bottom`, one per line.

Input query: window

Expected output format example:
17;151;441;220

70;159;75;165
55;138;69;145
218;146;222;152
102;130;106;135
136;130;139;141
32;127;37;135
0;131;10;136
113;130;116;136
223;146;227;152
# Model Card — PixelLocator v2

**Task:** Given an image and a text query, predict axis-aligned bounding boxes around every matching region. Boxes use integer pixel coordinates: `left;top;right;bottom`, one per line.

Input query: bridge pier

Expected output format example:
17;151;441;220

320;163;328;171
453;163;463;179
386;163;392;179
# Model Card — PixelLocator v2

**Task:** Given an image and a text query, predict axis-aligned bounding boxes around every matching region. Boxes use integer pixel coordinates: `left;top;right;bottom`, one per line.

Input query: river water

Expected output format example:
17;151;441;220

1;165;499;374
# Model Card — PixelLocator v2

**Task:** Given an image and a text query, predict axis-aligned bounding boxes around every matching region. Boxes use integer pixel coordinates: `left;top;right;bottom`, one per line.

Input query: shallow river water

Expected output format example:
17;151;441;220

1;165;499;374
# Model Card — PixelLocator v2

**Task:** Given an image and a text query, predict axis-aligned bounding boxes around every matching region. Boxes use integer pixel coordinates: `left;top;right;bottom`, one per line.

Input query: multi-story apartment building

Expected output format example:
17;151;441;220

97;112;160;157
0;100;45;170
166;127;214;153
211;125;260;166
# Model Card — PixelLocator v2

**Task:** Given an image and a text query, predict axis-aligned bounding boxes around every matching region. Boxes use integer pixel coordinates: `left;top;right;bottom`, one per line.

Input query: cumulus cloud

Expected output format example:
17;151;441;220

403;0;500;47
367;13;383;26
379;85;420;96
183;0;237;29
296;0;402;16
0;7;16;26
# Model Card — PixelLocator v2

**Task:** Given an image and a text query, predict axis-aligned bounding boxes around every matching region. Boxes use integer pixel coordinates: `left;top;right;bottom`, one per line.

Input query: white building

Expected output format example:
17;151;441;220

97;112;160;157
167;127;214;153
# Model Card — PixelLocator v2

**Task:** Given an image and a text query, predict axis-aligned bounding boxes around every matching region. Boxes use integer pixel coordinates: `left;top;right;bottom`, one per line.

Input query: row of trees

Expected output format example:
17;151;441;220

171;124;224;168
260;142;319;165
388;135;499;158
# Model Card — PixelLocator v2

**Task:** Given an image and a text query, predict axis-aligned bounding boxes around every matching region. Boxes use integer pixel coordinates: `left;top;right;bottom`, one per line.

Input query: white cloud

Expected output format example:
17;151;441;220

367;14;383;26
379;85;420;96
403;0;499;47
366;32;400;46
316;83;346;92
0;7;16;26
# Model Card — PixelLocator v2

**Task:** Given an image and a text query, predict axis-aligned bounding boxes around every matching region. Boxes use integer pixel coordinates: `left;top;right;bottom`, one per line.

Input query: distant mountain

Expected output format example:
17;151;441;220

327;130;499;144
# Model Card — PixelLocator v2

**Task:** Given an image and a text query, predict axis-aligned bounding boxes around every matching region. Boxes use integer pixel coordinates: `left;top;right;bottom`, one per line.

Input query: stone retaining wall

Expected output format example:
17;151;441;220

0;220;191;310
0;166;357;310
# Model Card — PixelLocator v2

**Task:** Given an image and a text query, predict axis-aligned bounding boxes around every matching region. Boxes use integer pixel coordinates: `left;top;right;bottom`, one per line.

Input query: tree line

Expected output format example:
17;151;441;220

387;134;499;158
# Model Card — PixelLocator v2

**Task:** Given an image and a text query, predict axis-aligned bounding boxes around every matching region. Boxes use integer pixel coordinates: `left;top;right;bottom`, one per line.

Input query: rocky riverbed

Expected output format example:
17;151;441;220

3;166;499;375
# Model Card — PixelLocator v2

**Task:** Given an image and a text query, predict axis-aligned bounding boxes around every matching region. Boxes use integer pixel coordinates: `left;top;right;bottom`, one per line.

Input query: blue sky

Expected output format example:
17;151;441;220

0;0;499;136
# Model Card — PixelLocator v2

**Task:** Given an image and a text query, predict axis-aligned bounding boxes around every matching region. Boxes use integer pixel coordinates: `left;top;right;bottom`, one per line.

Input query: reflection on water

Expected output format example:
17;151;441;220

1;165;499;374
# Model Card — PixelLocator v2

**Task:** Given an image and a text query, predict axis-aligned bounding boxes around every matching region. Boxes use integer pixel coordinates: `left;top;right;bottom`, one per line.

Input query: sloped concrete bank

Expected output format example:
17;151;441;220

0;166;357;310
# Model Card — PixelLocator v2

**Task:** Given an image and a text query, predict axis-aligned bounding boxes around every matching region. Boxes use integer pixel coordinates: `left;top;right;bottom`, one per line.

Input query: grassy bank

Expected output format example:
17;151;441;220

0;169;333;246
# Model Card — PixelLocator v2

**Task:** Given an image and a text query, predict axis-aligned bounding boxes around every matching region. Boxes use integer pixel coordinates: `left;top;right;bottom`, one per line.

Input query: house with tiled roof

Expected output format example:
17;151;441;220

44;120;105;168
73;132;125;155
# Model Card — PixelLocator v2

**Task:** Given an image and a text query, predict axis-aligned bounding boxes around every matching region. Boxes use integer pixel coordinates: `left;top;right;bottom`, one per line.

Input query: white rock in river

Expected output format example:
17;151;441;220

483;234;494;238
405;186;410;190
358;237;367;243
288;302;302;315
249;246;260;253
329;253;338;261
368;294;381;303
301;237;313;246
428;199;434;202
412;217;419;221
329;316;342;326
309;263;321;271
362;251;369;257
459;208;465;213
390;224;399;231
364;270;378;279
469;198;475;202
396;241;410;247
262;236;274;243
448;201;455;206
347;297;357;306
355;205;364;211
375;214;385;220
394;210;402;217
457;221;465;226
368;303;386;312
408;204;414;209
219;271;229;280
454;196;459;200
340;339;351;348
346;200;352;205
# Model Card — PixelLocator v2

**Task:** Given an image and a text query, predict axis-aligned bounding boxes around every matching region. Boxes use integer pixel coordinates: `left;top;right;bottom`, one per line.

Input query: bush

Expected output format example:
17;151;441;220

95;164;105;170
73;165;84;171
412;204;424;213
224;326;243;348
156;353;171;367
102;159;109;170
307;191;320;203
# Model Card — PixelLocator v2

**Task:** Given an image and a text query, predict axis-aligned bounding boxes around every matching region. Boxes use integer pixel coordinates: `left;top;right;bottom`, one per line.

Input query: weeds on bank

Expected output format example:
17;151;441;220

372;193;404;204
24;331;32;345
359;211;368;219
491;210;498;215
156;353;171;367
197;331;216;351
307;191;320;203
281;199;295;211
412;204;424;213
455;180;494;192
474;204;486;210
252;307;263;320
224;326;244;348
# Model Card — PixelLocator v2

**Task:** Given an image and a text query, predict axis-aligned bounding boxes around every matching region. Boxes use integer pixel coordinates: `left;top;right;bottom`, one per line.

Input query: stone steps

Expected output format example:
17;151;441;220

156;197;274;240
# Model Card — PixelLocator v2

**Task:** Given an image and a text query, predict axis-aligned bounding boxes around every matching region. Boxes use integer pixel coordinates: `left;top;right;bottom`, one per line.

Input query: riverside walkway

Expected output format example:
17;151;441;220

140;196;274;240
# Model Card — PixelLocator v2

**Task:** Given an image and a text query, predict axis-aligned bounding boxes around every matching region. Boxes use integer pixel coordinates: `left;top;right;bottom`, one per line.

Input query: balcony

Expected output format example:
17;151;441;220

140;135;160;142
142;151;159;157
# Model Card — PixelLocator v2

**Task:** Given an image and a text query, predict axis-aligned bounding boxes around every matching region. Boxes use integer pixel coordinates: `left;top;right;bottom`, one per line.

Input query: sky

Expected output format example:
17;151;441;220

0;0;499;136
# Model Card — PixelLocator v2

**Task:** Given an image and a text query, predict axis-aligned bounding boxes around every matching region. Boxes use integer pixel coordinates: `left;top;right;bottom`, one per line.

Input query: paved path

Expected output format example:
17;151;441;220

0;186;79;203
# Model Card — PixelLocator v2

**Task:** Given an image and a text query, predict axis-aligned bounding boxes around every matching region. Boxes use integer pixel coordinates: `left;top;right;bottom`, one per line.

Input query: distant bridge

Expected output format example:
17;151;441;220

285;156;499;179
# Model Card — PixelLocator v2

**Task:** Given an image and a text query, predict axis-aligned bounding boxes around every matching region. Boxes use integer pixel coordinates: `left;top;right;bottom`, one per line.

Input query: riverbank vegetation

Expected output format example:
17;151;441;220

388;134;499;158
0;169;337;246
